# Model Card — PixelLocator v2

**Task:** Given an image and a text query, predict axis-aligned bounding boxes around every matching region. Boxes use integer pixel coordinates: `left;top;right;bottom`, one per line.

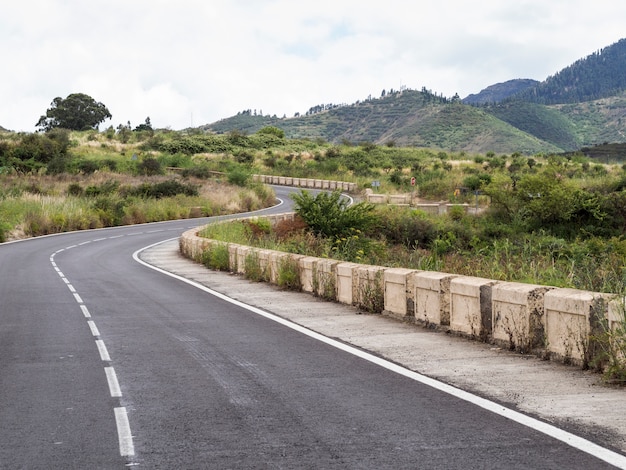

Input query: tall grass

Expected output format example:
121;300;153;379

0;173;275;240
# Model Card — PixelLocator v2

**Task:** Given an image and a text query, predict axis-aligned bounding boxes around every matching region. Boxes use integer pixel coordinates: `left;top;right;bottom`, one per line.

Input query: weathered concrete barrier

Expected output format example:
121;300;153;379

414;271;456;326
337;262;360;305
388;195;410;205
545;289;612;366
180;212;620;370
252;174;358;192
450;276;498;341
383;268;418;319
366;194;388;204
314;259;340;300
492;282;552;354
414;203;440;215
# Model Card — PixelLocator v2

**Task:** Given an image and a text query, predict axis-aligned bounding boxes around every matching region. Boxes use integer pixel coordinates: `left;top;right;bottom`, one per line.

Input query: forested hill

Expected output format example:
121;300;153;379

202;37;626;155
512;38;626;104
463;79;539;105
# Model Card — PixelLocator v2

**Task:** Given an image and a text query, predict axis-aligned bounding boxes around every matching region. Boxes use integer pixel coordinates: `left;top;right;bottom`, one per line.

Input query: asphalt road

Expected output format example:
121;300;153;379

0;186;623;469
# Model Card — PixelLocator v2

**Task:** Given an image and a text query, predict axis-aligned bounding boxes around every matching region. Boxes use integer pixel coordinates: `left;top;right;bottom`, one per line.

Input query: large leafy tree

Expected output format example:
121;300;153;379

36;93;112;131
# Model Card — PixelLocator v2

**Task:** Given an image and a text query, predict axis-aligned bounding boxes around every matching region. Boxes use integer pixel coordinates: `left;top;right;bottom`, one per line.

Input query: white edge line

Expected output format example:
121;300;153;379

133;238;626;469
80;305;91;318
73;293;83;304
105;367;122;398
114;407;135;457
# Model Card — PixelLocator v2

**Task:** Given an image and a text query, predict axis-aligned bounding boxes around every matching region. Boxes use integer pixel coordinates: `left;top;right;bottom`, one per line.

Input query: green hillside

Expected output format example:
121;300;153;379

482;101;580;150
515;38;626;104
204;90;561;155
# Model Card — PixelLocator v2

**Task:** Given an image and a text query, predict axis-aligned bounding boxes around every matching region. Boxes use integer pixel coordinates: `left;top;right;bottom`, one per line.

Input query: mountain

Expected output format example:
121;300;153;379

202;38;626;156
462;79;539;105
203;90;562;154
512;38;626;104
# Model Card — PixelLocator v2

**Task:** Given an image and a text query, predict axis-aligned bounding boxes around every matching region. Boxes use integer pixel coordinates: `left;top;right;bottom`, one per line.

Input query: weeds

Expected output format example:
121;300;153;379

202;243;230;271
277;257;301;291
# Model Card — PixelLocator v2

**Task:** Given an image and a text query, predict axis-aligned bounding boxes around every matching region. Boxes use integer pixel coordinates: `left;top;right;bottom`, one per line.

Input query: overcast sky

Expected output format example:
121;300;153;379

2;1;625;132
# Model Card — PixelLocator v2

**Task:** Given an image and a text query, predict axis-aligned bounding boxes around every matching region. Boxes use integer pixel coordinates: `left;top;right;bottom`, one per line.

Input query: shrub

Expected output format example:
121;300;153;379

277;257;301;291
292;190;376;239
202;243;230;271
244;251;266;282
227;166;251;187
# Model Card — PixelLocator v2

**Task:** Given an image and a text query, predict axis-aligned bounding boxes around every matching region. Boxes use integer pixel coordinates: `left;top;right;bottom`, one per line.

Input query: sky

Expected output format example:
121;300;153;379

2;0;626;133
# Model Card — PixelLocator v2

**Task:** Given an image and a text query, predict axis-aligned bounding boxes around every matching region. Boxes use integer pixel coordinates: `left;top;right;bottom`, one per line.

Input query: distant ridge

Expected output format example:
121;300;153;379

512;38;626;104
202;37;626;156
462;79;539;105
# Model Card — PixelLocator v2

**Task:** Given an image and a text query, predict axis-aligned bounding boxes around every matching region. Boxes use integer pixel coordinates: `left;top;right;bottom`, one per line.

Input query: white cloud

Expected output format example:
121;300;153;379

2;0;626;132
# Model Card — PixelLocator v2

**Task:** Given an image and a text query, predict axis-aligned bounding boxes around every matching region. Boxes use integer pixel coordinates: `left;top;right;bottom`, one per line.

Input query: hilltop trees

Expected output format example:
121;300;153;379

36;93;112;131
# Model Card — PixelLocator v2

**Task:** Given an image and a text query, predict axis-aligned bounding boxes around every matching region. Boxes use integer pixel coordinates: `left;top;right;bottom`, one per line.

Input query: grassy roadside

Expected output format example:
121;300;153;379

0;172;275;242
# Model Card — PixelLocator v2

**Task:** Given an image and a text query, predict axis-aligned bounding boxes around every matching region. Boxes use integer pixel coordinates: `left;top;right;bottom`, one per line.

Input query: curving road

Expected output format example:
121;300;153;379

0;186;624;469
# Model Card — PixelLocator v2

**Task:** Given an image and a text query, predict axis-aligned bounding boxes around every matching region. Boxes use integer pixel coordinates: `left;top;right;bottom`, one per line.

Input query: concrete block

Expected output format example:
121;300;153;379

298;256;318;293
235;246;250;274
492;282;553;353
414;271;457;326
450;276;498;340
367;194;388;204
227;243;240;272
336;263;359;305
389;194;410;205
355;265;386;313
383;268;419;319
314;259;339;300
414;204;439;215
545;288;612;365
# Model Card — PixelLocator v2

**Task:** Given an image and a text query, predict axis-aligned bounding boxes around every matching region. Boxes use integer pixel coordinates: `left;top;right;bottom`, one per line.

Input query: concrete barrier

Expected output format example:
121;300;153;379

367;194;388;204
179;213;623;370
492;282;552;353
355;265;386;313
337;262;360;305
545;289;612;365
414;204;440;215
450;276;497;340
383;268;418;319
252;174;357;193
298;257;318;293
389;194;410;205
414;271;457;326
314;259;339;300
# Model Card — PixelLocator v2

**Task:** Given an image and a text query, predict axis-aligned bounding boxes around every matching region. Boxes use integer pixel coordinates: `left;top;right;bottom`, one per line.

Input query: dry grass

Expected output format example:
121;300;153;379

0;173;273;241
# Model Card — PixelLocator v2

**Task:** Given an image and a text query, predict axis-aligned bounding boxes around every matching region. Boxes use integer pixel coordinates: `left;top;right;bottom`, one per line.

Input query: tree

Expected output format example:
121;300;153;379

36;93;112;131
134;117;153;132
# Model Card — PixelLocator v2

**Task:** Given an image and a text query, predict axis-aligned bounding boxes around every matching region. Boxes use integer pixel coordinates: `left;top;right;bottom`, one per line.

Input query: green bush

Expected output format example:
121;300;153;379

202;244;230;271
244;251;266;282
292;190;376;239
277;257;301;291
